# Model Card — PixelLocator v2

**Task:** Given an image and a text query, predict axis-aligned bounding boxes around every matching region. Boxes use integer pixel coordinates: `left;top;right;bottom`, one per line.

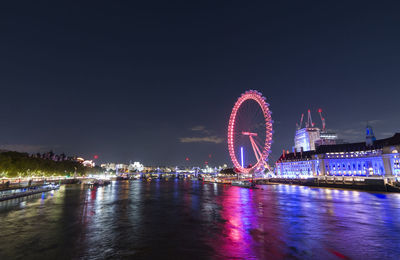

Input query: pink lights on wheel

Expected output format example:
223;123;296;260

227;90;273;173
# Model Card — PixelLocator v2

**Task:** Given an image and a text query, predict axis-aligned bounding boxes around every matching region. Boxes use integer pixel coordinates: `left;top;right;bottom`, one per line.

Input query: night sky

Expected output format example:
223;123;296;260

1;1;399;167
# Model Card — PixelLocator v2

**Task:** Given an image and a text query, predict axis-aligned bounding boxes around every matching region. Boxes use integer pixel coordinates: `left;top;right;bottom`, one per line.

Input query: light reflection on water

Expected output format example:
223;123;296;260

0;181;400;259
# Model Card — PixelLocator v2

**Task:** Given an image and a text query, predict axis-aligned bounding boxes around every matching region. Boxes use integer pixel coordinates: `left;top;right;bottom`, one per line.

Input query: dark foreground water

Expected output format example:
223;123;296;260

0;180;400;260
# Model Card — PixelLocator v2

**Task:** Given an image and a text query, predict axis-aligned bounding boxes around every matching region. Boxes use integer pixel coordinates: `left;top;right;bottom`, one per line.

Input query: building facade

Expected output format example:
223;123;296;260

277;133;400;178
294;128;320;152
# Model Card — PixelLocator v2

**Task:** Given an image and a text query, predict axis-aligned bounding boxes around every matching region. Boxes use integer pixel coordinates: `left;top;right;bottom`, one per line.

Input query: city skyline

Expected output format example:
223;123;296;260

1;2;400;259
1;1;399;166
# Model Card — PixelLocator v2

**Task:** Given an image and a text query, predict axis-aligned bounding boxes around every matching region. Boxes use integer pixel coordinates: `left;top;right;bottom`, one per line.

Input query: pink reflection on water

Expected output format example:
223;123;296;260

213;186;285;259
220;187;250;258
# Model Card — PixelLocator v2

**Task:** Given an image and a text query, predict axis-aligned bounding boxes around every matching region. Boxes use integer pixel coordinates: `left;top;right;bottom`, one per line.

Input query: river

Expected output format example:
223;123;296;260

0;180;399;259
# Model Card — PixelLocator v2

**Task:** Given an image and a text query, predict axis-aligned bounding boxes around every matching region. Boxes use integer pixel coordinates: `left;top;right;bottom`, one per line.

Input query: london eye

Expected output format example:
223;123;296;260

227;90;273;174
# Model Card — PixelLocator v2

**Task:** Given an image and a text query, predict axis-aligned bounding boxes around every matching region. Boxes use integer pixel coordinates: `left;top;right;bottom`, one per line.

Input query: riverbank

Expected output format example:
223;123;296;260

257;176;400;192
0;184;60;202
0;178;81;191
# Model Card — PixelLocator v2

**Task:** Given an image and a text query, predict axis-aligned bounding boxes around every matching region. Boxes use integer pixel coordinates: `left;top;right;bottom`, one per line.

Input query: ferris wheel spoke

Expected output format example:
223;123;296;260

250;101;262;130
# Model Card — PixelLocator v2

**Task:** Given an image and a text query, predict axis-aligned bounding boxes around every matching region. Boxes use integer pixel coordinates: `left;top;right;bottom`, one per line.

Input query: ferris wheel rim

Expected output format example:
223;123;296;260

227;90;273;173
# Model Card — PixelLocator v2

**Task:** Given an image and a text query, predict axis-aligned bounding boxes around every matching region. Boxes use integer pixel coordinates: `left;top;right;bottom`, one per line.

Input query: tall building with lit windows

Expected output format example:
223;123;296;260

294;109;341;152
294;127;320;152
277;132;400;177
294;128;341;152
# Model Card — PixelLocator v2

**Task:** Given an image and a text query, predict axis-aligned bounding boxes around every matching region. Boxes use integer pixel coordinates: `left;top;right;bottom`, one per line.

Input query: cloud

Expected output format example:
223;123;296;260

341;129;362;135
332;128;364;142
181;125;223;144
367;120;382;125
179;136;224;144
190;125;211;134
356;119;383;126
0;144;52;153
191;125;206;131
381;132;394;137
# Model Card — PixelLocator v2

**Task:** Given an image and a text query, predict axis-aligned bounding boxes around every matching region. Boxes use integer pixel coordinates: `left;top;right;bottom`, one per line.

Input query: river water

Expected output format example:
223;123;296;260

0;180;399;259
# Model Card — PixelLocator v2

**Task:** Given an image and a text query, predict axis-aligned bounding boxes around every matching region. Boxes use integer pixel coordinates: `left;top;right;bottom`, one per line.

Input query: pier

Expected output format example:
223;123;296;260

0;184;60;202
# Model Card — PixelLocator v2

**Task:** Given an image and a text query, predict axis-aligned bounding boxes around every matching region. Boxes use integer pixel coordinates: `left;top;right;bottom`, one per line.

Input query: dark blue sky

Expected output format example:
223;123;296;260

0;1;399;166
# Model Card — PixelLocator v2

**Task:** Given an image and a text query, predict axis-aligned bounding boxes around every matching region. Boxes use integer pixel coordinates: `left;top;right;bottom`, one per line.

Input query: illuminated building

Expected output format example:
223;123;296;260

315;131;341;146
82;160;95;167
128;162;144;172
294;127;321;152
277;131;400;177
294;109;340;152
100;163;116;171
116;164;129;174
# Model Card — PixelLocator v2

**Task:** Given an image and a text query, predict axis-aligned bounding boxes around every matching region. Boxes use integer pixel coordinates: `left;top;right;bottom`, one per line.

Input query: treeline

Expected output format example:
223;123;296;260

0;151;102;178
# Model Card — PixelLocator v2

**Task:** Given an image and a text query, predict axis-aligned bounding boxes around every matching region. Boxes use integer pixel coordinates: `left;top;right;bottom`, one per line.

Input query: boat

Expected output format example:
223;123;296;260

116;176;129;181
231;180;257;188
129;174;141;180
84;179;111;188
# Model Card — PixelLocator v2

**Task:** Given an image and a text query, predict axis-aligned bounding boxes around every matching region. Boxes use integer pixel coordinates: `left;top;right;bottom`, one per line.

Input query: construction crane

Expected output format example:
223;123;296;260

296;113;304;130
318;108;326;131
305;109;315;128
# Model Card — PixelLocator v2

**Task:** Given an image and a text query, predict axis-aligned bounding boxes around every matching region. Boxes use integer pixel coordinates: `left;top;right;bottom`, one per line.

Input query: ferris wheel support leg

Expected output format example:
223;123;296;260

249;137;259;162
249;136;262;162
250;136;264;162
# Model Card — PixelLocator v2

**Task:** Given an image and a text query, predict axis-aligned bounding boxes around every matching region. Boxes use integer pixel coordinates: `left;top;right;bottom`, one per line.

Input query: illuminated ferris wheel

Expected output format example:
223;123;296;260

227;90;273;173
